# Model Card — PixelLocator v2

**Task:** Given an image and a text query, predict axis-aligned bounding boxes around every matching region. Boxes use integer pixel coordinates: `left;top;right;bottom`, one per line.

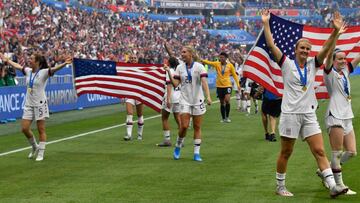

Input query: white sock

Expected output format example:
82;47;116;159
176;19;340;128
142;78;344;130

340;151;357;165
37;141;46;158
163;130;170;141
276;172;286;187
254;100;258;110
175;136;184;148
236;99;241;109
137;122;144;136
194;139;201;154
331;151;342;170
28;136;38;149
126;115;133;137
246;100;251;114
241;100;247;111
322;168;336;189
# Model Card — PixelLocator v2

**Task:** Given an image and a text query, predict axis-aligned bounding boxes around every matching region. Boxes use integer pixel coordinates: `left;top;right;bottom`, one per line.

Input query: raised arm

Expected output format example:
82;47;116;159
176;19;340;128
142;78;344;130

261;9;282;63
164;41;175;58
325;24;347;71
0;53;23;71
49;56;73;76
317;12;344;65
351;53;360;68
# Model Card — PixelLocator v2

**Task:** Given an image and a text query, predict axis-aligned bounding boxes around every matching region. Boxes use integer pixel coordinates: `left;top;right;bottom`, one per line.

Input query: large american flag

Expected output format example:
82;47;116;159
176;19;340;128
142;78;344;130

243;14;360;99
73;58;166;112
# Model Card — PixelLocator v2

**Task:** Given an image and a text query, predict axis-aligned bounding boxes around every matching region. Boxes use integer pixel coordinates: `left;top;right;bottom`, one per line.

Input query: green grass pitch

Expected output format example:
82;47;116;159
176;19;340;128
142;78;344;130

0;77;360;203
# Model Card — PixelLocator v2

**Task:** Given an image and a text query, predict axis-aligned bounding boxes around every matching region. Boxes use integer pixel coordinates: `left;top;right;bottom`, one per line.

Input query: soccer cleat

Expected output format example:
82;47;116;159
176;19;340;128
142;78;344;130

330;184;348;198
28;147;39;159
157;140;172;147
268;133;277;142
35;152;44;162
316;169;330;189
255;109;259;114
193;153;202;162
173;147;181;160
345;188;356;195
224;118;231;123
220;119;225;123
265;133;270;140
123;134;132;141
137;134;143;140
276;186;294;197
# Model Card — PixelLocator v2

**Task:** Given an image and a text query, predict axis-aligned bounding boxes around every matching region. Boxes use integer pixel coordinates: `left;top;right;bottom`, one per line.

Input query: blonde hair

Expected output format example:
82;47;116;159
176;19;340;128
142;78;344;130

295;38;311;49
183;45;199;61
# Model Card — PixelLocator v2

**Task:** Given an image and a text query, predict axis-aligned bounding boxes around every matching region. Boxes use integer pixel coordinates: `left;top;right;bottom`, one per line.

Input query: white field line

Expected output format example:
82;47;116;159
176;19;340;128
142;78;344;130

0;99;224;157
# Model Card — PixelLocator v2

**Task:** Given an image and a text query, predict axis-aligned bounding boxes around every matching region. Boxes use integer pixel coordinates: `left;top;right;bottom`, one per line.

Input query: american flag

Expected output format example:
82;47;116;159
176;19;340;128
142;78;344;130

243;14;360;99
73;58;166;112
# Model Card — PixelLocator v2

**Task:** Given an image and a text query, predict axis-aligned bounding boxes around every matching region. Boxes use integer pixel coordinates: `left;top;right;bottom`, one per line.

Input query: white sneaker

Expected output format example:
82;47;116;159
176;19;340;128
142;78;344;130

345;188;356;195
28;147;39;159
137;135;143;140
276;186;294;197
316;169;330;189
35;150;44;161
330;184;348;198
124;134;132;141
224;118;231;123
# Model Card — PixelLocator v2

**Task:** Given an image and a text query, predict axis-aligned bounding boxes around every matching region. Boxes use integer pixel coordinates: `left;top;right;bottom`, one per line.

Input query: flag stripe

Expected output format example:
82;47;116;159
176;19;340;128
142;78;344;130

75;77;164;97
75;83;162;103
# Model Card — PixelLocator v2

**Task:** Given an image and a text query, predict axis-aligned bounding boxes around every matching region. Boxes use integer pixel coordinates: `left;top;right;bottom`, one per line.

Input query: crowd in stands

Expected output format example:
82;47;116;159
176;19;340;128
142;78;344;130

0;0;358;87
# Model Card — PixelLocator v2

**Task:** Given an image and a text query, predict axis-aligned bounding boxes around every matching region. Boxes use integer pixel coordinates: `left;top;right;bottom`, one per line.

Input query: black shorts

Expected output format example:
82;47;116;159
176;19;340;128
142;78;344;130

261;99;282;117
240;78;247;88
217;87;232;99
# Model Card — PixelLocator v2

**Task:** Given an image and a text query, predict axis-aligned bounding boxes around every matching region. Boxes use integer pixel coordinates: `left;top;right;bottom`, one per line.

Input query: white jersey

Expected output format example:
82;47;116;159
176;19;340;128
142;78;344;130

280;56;318;114
235;63;243;78
324;63;354;119
165;68;181;103
174;61;208;105
23;67;51;107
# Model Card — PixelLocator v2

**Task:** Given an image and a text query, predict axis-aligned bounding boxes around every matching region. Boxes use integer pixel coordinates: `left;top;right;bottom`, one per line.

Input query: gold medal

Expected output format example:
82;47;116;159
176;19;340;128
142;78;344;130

302;86;307;91
27;87;32;94
347;95;351;100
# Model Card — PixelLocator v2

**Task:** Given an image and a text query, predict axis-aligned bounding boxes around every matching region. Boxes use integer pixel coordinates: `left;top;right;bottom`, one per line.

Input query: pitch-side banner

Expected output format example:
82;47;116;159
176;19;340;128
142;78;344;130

205;29;256;45
0;84;120;120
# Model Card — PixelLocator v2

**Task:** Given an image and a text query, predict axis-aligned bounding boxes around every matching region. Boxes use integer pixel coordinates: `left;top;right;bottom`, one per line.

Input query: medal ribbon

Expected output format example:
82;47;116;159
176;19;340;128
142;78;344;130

186;62;194;82
29;70;40;89
295;60;307;88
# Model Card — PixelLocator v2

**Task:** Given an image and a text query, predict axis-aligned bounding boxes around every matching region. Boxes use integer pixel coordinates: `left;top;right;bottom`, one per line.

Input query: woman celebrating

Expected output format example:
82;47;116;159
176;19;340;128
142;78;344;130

261;10;348;197
0;53;72;161
322;47;360;195
201;52;240;123
165;46;212;162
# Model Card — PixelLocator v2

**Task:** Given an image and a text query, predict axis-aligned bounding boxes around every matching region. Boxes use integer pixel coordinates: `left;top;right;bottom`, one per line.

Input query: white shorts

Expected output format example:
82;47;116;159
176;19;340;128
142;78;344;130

325;115;353;135
279;113;321;140
179;103;206;116
22;102;49;121
162;101;181;113
244;86;251;94
125;98;142;105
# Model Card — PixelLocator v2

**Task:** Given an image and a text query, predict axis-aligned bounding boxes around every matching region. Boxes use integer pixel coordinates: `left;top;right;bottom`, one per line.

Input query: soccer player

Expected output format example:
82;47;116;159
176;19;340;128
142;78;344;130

261;9;348;197
230;53;244;111
0;52;72;161
157;57;181;147
201;52;240;123
257;86;281;142
123;54;145;141
165;46;212;162
320;47;360;194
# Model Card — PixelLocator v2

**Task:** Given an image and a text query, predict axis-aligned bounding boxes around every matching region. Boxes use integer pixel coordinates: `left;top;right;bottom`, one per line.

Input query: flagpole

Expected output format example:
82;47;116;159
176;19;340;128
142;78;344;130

243;27;264;65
